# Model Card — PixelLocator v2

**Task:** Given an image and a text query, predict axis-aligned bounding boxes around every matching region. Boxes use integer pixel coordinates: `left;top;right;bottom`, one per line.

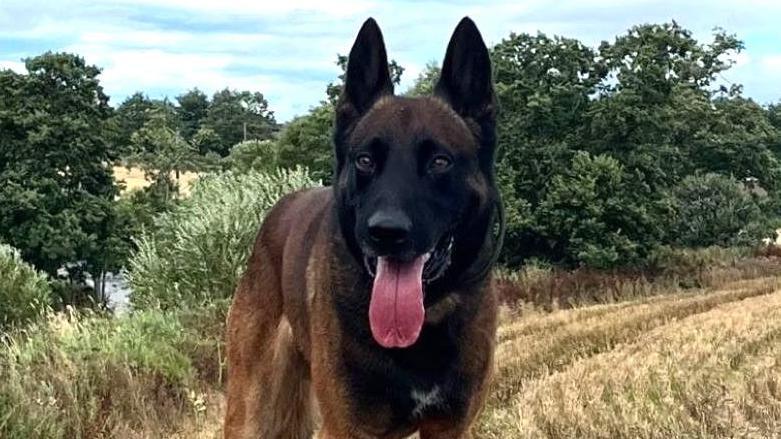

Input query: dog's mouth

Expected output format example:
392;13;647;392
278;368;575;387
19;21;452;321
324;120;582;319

362;233;454;283
362;234;454;349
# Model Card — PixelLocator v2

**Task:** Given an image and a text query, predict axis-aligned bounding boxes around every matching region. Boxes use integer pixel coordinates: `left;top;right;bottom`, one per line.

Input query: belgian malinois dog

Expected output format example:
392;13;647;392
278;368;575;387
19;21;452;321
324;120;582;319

224;16;503;439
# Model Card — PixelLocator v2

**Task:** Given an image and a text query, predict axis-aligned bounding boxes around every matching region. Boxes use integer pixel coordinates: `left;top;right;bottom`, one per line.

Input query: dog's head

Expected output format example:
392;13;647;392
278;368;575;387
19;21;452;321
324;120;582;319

333;17;500;348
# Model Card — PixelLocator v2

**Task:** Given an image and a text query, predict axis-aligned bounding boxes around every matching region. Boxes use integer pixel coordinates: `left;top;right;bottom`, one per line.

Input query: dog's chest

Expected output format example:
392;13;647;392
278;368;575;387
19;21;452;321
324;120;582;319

341;327;471;429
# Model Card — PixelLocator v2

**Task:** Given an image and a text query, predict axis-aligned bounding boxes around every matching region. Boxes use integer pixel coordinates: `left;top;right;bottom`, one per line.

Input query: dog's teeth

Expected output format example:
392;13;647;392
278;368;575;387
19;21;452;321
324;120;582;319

363;257;376;277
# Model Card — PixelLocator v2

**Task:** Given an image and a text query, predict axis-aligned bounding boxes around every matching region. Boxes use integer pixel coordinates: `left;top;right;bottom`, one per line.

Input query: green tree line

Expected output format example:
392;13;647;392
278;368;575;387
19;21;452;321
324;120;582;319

1;21;781;311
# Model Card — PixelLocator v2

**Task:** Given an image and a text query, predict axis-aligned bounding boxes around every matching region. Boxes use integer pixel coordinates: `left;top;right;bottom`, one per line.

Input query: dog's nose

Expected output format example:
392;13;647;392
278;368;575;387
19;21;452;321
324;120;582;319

368;211;411;247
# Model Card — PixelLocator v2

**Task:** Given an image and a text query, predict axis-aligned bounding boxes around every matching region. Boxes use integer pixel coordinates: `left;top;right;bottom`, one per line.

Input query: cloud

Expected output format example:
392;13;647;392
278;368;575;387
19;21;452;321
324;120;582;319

0;60;25;73
761;55;781;71
120;0;376;18
1;0;780;119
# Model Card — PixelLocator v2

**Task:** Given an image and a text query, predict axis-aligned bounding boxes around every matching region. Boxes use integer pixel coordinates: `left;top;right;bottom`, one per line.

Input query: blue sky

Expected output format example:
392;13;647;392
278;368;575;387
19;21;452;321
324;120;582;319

1;0;780;121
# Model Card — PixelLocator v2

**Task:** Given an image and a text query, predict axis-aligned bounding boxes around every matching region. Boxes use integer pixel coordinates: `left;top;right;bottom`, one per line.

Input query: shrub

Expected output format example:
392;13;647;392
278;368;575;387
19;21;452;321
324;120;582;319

666;173;765;247
0;303;226;439
0;244;51;328
223;139;281;174
128;167;319;310
535;152;649;268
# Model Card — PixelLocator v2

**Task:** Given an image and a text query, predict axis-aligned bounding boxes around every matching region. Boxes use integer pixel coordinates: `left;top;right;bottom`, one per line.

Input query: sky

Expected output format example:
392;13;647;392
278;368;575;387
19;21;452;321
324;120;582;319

1;0;780;122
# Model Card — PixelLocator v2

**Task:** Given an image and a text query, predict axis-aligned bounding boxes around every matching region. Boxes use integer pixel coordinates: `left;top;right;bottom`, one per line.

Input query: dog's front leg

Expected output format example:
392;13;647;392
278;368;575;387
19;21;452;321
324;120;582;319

223;245;284;439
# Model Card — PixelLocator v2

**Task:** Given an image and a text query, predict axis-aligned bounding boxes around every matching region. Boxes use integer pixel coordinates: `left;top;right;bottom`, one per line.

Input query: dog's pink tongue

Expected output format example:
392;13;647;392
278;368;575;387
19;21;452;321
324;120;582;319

369;255;427;348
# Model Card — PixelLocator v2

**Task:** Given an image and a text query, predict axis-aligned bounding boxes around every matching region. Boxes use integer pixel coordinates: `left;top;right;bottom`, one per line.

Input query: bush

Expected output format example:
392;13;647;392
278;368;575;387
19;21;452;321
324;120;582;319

128;167;319;310
535;152;649;268
0;303;226;439
0;244;51;328
666;173;765;247
223;139;281;174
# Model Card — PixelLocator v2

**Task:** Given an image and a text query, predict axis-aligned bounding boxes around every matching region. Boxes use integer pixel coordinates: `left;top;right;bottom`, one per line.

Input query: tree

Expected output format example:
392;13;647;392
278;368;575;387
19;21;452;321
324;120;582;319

176;88;209;142
490;32;607;263
535;152;644;268
490;23;781;267
202;88;277;156
113;93;178;157
191;126;222;157
275;104;335;183
767;102;781;169
129;112;204;203
0;52;118;276
405;61;440;97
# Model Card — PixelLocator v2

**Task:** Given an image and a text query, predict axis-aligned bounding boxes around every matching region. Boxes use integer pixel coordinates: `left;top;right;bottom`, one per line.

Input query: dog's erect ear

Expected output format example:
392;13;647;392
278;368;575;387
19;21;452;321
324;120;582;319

334;18;394;170
435;17;495;125
336;18;393;126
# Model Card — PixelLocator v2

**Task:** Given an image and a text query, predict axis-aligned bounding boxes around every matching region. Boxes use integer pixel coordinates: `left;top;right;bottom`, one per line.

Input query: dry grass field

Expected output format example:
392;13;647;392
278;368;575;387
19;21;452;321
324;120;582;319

166;275;781;438
113;166;200;195
477;275;781;438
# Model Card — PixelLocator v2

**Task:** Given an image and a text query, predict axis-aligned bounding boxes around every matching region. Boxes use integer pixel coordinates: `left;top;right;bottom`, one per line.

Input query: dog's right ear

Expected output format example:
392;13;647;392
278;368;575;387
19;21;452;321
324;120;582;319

334;18;393;159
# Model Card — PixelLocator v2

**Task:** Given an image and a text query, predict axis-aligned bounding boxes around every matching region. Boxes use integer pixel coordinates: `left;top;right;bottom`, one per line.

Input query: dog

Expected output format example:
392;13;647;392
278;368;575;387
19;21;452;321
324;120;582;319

224;16;503;439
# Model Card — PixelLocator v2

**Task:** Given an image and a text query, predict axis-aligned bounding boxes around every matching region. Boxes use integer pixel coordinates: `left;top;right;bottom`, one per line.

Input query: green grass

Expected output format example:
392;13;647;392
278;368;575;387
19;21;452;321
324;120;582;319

128;168;318;310
0;302;226;439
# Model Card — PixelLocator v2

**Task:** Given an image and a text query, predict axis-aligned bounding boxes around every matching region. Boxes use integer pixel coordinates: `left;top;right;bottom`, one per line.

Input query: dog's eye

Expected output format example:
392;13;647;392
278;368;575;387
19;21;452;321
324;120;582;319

429;155;452;173
355;154;375;173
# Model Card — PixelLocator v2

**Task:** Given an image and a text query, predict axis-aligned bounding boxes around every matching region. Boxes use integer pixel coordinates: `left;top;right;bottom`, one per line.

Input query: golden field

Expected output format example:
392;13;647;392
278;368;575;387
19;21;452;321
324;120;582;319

165;275;781;438
113;166;200;195
477;275;781;438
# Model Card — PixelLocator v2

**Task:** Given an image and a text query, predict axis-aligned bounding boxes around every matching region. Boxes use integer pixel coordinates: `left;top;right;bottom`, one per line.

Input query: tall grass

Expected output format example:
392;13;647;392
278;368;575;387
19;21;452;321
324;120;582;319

0;244;51;328
0;303;226;439
128;168;319;310
495;246;781;309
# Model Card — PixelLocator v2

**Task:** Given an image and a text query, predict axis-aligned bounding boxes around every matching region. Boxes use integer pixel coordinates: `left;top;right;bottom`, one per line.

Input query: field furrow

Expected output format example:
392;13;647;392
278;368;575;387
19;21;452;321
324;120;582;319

477;277;781;438
488;277;780;408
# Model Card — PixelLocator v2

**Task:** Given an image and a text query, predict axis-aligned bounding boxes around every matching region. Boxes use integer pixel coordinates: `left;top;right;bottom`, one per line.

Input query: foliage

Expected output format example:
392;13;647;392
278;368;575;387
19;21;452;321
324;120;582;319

202;88;277;156
0;244;51;328
128;168;319;310
665;173;765;247
127;111;210;203
176;88;209;142
535;152;645;268
113;92;178;157
0;303;226;438
0;52;119;275
405;61;441;97
275;103;336;183
191;126;223;156
223;139;282;174
490;24;781;267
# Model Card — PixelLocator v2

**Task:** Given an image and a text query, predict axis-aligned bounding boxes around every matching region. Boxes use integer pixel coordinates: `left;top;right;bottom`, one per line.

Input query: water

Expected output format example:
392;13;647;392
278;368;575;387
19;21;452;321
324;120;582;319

104;272;132;313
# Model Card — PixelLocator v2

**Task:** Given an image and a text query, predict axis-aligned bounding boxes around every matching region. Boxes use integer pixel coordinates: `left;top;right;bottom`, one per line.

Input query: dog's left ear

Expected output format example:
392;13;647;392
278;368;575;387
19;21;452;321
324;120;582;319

435;17;496;131
335;18;393;157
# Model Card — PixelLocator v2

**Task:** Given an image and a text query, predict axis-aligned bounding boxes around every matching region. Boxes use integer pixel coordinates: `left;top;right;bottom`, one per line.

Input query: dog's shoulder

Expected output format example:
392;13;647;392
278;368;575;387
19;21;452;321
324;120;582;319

257;186;331;243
